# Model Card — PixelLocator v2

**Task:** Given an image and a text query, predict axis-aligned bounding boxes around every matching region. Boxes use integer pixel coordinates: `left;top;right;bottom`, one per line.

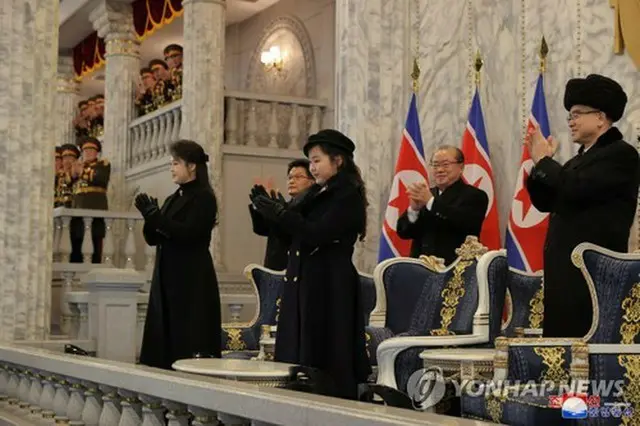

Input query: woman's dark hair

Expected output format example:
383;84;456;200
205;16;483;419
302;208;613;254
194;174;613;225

169;139;218;224
316;143;368;241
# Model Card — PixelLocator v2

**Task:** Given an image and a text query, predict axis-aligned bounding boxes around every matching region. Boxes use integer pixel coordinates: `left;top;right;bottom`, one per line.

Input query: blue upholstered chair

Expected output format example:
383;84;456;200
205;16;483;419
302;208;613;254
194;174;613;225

221;264;285;359
369;236;502;394
461;243;640;425
501;268;544;338
358;271;378;327
221;265;377;360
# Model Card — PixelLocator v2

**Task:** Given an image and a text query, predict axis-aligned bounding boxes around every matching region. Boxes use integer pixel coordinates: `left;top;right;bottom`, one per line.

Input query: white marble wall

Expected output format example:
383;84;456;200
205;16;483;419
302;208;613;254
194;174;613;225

335;0;640;269
334;0;413;272
0;0;59;340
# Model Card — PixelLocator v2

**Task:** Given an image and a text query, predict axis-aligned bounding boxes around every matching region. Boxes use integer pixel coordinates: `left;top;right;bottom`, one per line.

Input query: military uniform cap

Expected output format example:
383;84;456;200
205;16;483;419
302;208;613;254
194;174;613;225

564;74;628;122
303;129;356;158
60;143;80;158
80;137;102;152
55;146;62;158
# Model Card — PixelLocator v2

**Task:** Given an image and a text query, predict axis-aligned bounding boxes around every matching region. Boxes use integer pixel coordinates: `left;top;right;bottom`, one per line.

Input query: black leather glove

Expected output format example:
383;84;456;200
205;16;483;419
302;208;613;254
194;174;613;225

253;194;285;221
135;193;159;218
249;184;269;205
269;189;287;206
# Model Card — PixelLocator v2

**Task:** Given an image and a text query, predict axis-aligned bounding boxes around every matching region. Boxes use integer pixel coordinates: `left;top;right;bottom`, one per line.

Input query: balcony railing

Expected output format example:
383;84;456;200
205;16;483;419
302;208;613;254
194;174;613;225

127;91;327;170
0;342;488;426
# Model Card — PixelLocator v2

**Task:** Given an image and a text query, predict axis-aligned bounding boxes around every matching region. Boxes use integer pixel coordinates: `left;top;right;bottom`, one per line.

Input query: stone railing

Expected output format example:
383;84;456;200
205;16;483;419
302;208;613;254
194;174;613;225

224;90;326;150
127;91;327;170
0;343;486;426
52;207;152;271
128;101;181;169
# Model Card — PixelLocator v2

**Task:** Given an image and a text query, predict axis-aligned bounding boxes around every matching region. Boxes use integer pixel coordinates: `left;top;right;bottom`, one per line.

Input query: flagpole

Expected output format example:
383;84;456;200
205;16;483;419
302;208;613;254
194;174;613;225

539;36;549;74
474;50;483;89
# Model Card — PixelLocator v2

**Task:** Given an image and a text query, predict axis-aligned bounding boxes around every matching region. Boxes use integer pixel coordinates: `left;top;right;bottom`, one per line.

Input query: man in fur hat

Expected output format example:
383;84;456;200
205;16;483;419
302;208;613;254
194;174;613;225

526;73;639;338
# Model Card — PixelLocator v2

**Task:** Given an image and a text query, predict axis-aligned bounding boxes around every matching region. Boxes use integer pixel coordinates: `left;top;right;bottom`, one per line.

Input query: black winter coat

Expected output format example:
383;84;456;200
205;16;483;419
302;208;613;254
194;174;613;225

527;127;639;338
248;204;289;270
396;179;488;264
139;180;222;369
271;172;371;399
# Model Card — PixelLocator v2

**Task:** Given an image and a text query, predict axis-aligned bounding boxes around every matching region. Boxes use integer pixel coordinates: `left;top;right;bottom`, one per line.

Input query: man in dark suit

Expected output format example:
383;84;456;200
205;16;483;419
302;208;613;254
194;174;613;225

396;145;488;264
526;74;639;338
249;159;315;270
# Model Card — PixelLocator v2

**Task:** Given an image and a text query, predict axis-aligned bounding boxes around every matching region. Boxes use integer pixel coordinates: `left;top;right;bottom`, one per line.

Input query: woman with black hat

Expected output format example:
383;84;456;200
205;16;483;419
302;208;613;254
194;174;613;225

251;129;371;399
134;139;222;369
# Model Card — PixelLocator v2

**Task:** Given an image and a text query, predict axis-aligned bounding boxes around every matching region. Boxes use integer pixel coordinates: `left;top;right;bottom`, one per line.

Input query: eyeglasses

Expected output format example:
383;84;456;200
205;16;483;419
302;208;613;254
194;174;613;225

288;174;312;181
429;161;462;169
567;110;600;122
164;53;182;61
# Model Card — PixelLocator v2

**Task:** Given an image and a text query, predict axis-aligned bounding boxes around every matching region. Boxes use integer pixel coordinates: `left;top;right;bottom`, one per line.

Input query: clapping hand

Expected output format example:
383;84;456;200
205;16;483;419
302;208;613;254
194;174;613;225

406;181;433;210
252;194;285;221
269;189;286;206
249;184;269;205
525;124;559;164
135;193;159;218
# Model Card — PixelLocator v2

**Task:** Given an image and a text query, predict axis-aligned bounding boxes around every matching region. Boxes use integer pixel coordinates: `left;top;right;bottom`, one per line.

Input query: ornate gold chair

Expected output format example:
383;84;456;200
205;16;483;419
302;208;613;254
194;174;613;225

461;242;640;424
369;236;501;394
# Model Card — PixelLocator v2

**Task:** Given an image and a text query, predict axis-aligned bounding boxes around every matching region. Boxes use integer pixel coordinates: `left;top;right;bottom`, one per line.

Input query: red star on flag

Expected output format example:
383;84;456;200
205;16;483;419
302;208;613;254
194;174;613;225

389;179;410;214
514;168;533;220
471;176;483;188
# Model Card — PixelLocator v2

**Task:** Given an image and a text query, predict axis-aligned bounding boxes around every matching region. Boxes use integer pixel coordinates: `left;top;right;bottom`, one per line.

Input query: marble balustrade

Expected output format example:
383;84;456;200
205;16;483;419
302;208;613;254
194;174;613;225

52;207;152;271
127;91;327;170
0;343;487;426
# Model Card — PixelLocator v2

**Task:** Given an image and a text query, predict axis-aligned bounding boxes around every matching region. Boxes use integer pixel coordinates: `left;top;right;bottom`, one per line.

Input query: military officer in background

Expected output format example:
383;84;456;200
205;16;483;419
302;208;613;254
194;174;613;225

55;144;80;208
69;137;111;263
163;44;183;98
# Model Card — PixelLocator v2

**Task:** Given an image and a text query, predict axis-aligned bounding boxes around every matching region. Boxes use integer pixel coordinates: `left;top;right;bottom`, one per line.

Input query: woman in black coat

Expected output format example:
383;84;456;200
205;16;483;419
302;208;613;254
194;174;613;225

135;140;221;369
251;129;372;400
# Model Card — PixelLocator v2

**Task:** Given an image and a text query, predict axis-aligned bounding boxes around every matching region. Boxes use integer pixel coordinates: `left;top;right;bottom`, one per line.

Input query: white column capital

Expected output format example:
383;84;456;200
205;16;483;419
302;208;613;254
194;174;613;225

89;0;139;55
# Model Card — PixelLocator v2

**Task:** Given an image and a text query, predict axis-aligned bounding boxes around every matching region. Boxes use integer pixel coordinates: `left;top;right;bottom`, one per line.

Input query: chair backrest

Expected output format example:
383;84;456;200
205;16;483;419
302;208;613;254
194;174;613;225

243;264;286;328
502;268;544;337
572;243;640;344
477;249;508;343
357;271;376;326
374;236;487;337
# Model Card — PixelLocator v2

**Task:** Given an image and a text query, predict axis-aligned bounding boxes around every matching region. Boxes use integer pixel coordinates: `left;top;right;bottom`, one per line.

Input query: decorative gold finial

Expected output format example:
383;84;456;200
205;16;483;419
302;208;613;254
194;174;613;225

539;36;549;73
411;57;421;92
474;50;483;87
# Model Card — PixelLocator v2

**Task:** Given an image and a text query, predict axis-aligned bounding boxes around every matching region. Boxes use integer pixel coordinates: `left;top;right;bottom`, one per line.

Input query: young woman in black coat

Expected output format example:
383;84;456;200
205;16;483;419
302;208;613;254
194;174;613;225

251;129;371;400
135;139;222;369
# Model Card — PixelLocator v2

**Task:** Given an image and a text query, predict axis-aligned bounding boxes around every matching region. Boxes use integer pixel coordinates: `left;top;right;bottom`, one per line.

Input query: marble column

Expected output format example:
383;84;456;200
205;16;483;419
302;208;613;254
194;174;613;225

55;55;80;146
180;0;226;271
334;0;412;272
90;0;141;212
0;0;59;340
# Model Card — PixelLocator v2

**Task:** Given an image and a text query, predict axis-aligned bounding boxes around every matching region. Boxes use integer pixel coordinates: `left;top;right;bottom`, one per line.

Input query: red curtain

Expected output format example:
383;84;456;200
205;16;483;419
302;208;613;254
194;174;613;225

72;0;183;78
133;0;183;40
73;33;106;79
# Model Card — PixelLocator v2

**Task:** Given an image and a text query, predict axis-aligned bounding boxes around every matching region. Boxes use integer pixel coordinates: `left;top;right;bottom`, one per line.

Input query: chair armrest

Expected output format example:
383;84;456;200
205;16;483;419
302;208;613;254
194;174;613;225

493;336;580;383
221;325;259;352
376;333;488;390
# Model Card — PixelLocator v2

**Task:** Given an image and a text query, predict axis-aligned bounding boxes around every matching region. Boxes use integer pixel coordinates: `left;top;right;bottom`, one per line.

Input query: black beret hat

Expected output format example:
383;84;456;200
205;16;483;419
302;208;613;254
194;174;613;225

564;74;628;122
303;129;356;157
80;137;102;153
60;143;80;158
